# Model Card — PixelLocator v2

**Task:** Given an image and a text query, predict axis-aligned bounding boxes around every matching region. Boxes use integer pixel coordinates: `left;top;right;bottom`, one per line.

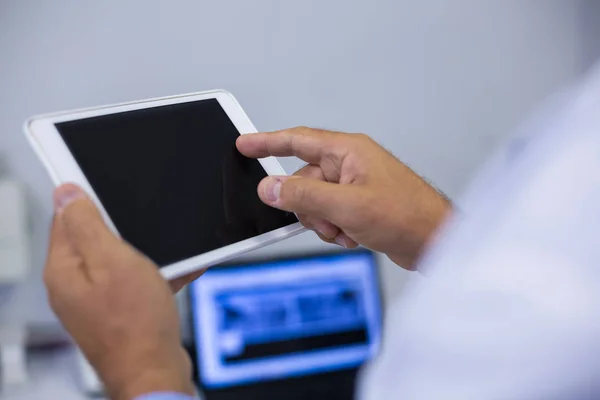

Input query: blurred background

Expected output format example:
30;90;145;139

0;0;599;398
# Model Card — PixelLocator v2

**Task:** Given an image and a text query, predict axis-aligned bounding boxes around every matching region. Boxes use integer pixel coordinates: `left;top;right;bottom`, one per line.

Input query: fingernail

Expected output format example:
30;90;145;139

335;236;347;248
54;184;87;214
316;225;335;240
317;229;330;239
264;177;282;202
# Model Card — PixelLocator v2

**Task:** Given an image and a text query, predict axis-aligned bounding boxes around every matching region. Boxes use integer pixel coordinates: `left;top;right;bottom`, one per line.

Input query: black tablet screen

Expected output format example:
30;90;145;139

56;99;298;267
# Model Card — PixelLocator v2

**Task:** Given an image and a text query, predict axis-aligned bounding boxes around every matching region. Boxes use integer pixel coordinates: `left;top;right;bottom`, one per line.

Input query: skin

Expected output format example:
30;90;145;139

45;185;202;400
236;127;450;269
45;128;450;398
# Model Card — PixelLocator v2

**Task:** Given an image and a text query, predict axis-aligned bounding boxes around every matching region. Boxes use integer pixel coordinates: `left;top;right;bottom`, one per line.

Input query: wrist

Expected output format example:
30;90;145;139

388;195;451;269
112;367;195;400
98;346;194;400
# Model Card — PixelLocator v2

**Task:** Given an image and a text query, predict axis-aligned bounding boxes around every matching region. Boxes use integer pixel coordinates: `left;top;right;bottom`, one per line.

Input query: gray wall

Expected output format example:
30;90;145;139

581;0;600;69
0;0;587;333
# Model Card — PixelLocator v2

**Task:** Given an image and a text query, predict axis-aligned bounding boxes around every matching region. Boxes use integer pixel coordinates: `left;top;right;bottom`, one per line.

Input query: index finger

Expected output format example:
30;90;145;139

236;127;336;164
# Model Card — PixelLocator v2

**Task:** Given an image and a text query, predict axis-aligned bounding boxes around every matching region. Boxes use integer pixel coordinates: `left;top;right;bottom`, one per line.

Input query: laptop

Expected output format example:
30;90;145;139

188;250;383;400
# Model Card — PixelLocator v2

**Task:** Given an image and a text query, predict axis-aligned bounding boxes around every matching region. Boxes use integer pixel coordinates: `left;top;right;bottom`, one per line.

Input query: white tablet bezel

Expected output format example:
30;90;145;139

24;90;305;280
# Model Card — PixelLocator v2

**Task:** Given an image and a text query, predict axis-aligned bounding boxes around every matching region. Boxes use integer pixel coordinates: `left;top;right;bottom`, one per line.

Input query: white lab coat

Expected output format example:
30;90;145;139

358;64;600;399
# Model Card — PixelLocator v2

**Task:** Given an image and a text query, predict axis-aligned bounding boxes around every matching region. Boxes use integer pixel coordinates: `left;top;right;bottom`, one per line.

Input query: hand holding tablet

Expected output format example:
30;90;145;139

27;89;450;280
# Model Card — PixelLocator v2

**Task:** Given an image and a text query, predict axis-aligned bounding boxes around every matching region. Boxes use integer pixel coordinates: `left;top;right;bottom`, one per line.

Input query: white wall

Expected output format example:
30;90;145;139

0;0;585;333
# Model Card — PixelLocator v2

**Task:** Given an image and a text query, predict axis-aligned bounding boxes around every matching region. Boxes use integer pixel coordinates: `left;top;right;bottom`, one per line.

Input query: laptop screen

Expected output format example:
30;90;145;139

189;251;383;390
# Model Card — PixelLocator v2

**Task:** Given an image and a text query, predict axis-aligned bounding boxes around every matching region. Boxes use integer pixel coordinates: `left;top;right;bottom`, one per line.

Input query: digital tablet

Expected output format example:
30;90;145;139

24;90;305;279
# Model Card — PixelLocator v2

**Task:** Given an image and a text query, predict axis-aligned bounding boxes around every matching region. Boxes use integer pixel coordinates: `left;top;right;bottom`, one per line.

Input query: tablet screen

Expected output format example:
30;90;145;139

55;99;298;267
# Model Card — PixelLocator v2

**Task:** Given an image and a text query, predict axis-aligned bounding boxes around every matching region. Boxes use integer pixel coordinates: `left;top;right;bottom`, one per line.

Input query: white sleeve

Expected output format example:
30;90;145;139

358;66;600;400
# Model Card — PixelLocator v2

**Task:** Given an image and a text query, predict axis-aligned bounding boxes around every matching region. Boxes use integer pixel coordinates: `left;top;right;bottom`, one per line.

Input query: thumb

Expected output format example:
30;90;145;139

258;176;354;227
53;183;118;262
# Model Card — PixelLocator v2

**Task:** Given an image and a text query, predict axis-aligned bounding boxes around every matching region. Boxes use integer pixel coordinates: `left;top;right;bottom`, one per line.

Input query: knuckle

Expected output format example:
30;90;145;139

286;126;304;137
353;132;374;144
291;126;311;133
289;182;307;206
290;126;319;138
